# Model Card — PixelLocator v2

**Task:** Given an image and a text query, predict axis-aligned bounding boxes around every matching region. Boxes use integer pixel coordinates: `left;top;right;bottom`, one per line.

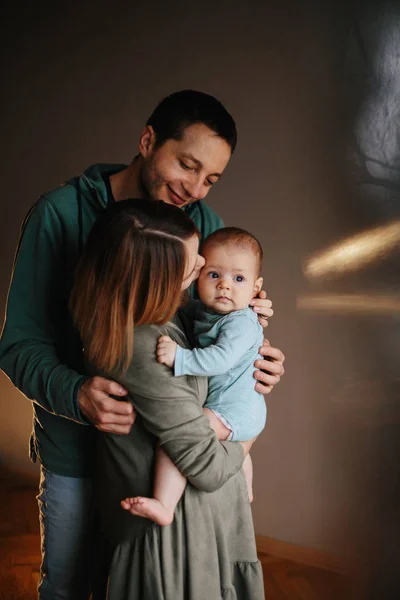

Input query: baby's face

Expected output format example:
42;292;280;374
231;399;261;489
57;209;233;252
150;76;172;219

197;244;263;314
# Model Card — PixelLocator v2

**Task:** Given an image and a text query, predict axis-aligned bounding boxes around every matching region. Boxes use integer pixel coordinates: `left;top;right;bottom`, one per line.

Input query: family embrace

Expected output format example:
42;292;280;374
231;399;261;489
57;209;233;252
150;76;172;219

0;90;285;599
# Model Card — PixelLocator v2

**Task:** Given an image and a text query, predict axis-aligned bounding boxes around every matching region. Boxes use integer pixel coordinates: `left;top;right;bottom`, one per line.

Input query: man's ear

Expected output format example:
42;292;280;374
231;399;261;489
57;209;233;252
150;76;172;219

252;277;263;297
139;125;156;158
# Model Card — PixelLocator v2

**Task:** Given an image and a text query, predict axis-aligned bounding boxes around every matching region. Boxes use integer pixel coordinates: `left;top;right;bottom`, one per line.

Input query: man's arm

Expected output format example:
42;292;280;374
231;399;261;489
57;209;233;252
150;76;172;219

0;197;132;430
0;197;87;420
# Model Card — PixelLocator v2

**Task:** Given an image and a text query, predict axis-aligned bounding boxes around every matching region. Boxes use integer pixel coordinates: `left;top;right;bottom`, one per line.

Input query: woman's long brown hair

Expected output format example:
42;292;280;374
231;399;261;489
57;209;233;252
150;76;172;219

70;199;199;375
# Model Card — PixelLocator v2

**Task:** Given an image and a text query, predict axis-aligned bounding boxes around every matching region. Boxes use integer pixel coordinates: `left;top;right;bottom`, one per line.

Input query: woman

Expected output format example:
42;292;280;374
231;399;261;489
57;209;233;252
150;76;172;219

70;198;265;599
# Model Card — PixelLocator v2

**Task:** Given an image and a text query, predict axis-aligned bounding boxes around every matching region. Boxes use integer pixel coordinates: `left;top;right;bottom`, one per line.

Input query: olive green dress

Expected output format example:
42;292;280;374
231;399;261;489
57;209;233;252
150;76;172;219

94;312;265;599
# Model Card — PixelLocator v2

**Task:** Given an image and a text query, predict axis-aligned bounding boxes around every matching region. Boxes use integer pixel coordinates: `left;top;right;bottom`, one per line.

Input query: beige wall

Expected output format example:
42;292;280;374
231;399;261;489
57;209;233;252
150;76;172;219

1;1;393;557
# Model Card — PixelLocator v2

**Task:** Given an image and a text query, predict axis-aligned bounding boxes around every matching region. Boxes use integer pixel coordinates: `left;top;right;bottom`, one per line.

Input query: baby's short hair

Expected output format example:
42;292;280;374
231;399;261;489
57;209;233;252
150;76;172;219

201;227;263;275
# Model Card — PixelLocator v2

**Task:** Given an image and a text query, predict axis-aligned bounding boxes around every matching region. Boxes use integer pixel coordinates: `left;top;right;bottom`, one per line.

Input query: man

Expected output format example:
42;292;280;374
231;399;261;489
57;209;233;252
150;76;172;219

0;90;285;599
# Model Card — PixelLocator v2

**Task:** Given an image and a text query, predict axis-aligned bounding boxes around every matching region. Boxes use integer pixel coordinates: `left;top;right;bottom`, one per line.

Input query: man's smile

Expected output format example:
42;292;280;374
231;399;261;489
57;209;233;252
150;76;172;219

167;185;187;206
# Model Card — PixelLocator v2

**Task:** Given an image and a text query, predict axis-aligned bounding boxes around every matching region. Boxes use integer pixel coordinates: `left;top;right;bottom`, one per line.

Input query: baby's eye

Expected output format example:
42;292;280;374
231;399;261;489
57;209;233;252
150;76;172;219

209;272;219;279
235;275;244;282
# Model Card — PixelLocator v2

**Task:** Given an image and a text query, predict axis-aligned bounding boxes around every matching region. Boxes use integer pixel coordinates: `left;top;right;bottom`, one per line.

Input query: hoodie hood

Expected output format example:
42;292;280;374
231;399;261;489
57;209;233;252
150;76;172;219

66;163;127;209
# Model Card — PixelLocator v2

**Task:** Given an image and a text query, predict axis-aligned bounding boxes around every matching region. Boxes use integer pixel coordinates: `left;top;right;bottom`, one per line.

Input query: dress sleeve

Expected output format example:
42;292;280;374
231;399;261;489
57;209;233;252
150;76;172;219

118;324;245;493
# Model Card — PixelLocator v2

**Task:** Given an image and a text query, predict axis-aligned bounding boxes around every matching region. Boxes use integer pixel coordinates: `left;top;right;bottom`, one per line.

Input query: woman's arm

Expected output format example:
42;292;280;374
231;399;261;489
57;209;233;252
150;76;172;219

118;324;245;494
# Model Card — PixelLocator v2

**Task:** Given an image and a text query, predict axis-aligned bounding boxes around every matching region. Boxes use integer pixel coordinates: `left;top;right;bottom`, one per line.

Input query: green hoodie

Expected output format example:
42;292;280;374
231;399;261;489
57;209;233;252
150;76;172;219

0;164;224;477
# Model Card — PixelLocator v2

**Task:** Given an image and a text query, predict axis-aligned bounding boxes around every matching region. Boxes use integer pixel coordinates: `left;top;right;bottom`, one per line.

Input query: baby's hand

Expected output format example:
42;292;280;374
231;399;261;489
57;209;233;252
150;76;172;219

156;335;177;368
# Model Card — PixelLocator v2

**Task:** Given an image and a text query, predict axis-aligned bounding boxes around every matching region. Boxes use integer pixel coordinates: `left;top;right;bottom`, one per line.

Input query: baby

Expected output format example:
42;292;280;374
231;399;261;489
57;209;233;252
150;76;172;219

122;227;267;525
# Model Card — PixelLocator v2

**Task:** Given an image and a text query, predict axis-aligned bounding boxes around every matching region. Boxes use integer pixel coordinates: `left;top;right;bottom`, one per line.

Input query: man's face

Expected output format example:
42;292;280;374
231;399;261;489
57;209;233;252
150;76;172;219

140;123;232;207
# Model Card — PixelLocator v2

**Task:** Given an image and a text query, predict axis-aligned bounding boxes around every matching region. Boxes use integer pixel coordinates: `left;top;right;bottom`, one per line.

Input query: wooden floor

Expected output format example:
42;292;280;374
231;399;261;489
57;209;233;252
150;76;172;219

0;467;360;600
0;468;40;600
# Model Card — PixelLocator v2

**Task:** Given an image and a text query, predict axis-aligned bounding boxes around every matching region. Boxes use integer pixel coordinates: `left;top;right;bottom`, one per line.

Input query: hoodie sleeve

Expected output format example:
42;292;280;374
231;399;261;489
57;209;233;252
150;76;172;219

0;196;87;422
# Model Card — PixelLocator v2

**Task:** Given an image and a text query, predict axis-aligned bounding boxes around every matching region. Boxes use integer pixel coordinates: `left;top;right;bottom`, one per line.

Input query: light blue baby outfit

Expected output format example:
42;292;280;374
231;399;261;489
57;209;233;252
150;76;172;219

175;303;266;441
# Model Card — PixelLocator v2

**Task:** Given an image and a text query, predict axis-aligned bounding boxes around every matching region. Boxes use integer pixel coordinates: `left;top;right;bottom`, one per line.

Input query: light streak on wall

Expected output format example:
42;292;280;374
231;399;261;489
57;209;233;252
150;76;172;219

303;221;400;280
297;293;400;314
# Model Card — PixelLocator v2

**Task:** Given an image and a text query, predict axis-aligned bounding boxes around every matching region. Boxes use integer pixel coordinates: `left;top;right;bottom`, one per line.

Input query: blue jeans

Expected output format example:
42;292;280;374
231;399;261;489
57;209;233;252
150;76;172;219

36;466;94;600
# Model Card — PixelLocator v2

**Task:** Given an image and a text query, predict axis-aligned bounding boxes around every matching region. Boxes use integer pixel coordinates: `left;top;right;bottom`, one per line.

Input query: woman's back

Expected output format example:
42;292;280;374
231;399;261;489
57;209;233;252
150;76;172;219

94;316;264;599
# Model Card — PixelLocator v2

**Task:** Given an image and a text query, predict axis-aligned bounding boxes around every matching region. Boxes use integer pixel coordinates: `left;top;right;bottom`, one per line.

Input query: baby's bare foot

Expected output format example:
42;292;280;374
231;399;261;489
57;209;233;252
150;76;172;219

121;496;174;526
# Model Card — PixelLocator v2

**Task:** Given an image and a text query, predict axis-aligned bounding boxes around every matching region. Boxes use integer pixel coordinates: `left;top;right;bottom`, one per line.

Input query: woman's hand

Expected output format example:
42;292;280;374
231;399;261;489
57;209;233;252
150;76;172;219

250;290;273;328
254;340;285;395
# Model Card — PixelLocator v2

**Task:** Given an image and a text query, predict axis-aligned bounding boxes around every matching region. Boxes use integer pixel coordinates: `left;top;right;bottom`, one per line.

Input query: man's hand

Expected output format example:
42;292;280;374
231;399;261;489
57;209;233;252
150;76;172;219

156;335;178;368
250;290;273;328
254;339;285;395
78;376;135;434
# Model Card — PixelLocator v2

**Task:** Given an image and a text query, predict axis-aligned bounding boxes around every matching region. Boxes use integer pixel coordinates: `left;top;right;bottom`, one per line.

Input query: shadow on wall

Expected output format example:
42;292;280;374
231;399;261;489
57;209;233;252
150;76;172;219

298;0;400;595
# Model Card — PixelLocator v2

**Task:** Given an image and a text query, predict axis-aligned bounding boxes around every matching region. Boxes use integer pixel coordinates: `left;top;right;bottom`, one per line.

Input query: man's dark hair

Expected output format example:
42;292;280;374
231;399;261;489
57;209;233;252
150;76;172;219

147;90;237;153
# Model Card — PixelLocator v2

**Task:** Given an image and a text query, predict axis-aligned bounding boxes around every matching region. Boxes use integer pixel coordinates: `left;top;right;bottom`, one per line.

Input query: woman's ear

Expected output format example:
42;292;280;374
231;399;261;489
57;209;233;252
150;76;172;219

139;125;156;158
252;277;264;297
